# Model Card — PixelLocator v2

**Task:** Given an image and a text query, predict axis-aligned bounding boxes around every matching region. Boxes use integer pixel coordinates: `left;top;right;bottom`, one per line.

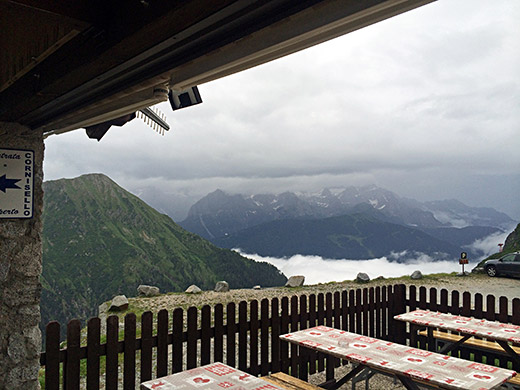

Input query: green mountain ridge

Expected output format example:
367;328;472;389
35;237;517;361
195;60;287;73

41;174;286;327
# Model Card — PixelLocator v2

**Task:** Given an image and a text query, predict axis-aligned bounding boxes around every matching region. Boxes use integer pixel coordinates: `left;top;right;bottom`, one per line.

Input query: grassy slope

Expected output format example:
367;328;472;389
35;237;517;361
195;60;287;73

41;174;286;326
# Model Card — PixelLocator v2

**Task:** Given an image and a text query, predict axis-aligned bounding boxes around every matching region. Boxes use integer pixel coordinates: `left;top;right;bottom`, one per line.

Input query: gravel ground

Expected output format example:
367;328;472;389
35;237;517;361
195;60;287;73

122;272;519;316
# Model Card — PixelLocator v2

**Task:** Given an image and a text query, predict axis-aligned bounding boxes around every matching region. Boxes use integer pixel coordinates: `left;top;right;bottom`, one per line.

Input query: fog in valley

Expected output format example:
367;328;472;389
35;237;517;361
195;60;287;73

239;230;510;284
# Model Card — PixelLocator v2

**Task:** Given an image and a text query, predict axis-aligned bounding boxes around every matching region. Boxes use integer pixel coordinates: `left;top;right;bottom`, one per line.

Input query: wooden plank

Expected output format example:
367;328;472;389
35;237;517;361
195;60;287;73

105;315;119;390
498;297;509;368
439;289;448;314
512;296;520;374
299;295;309;381
86;317;100;390
172;308;184;373
201;305;211;366
187;306;198;369
226;302;236;368
484;295;500;367
333;292;341;331
157;309;169;376
449;291;461;358
291;296;299;377
45;321;60;390
123;313;136;390
325;293;333;327
393;285;406;345
140;311;153;381
461;292;471;317
214;304;224;364
381;286;388;341
460;294;471;361
260;298;270;376
355;289;362;335
341;290;348;332
271;298;281;374
362;288;369;336
417;330;520;355
513;298;520;326
368;288;375;338
409;286;418;348
65;319;81;390
262;371;322;390
387;285;395;341
324;292;337;375
450;291;460;315
308;294;317;375
419;286;427;310
348;290;355;336
409;285;417;311
429;287;438;312
250;300;259;375
375;287;382;339
474;294;484;363
316;294;325;373
281;297;290;373
239;301;248;371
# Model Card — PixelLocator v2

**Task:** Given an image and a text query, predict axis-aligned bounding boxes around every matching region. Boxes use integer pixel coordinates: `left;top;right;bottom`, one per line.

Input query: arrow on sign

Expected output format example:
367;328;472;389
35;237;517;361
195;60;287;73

0;174;21;193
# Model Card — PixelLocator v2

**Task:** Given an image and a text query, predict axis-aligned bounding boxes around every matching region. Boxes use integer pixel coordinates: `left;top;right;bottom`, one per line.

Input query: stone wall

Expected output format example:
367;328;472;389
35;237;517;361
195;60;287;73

0;122;44;389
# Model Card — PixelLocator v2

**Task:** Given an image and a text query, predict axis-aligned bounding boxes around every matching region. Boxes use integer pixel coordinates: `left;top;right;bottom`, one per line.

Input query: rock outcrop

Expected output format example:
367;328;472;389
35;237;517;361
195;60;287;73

214;281;230;292
109;295;129;311
285;275;305;287
137;285;160;297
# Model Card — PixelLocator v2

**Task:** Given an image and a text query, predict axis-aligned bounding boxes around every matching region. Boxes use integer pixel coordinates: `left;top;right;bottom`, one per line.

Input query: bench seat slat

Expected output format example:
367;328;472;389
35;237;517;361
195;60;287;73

418;330;520;355
262;372;322;390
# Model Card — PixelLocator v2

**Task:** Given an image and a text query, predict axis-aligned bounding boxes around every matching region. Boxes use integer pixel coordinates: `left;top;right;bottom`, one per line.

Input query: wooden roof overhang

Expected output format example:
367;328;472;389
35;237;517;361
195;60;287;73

0;0;435;135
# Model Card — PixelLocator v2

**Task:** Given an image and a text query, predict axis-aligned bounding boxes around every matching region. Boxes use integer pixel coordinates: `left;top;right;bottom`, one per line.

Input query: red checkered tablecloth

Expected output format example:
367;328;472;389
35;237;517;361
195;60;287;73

394;309;520;344
281;326;516;390
140;363;287;390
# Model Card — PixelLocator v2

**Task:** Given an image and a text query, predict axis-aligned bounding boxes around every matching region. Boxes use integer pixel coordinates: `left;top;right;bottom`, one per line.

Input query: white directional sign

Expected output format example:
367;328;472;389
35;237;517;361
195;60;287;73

0;148;34;218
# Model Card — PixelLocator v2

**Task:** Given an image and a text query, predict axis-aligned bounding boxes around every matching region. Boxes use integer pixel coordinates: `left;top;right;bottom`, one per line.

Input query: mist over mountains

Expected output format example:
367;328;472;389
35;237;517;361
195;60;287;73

178;185;514;260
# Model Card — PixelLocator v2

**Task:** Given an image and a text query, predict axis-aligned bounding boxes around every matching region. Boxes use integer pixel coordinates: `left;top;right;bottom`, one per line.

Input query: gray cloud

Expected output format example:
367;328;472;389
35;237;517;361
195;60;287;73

44;0;520;219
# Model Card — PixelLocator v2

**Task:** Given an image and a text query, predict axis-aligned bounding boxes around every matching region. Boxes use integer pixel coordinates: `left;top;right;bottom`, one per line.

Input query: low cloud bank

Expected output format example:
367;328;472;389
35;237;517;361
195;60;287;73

238;251;475;285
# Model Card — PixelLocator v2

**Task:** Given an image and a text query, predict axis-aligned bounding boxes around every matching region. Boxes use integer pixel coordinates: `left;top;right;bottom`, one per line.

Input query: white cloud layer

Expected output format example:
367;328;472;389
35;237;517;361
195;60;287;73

44;0;520;219
239;251;474;286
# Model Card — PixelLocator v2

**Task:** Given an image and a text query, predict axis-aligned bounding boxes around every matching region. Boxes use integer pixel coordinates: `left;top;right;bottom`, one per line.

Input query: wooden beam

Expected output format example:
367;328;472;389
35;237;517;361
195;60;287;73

4;0;98;24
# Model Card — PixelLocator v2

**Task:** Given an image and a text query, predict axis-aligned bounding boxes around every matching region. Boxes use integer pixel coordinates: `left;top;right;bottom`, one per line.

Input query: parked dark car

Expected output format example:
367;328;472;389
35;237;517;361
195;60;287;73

484;252;520;277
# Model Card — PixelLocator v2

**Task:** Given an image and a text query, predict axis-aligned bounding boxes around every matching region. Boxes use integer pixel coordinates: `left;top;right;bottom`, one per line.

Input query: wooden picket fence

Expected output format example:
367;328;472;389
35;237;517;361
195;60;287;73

39;284;520;389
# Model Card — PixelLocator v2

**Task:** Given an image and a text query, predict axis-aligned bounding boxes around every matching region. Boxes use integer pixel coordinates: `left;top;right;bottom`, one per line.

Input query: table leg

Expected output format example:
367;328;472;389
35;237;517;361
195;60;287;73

496;340;520;369
438;335;471;354
321;364;365;390
427;328;434;352
395;374;421;390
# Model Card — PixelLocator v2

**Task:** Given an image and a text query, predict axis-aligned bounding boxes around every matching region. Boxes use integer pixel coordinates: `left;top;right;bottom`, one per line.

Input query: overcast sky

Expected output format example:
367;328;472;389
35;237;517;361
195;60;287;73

44;0;520;219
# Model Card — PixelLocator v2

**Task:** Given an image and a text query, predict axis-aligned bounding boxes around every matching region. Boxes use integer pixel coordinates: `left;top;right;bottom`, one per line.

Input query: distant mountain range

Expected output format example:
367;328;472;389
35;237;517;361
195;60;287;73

179;186;514;259
42;174;286;326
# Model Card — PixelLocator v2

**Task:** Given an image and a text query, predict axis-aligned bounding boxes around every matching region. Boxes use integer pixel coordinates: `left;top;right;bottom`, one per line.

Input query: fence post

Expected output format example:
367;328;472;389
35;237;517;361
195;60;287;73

44;321;60;390
65;319;81;390
392;284;407;345
87;317;101;390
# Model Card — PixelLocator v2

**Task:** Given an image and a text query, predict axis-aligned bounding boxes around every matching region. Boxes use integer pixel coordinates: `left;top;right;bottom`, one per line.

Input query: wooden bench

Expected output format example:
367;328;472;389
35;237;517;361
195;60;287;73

418;330;520;387
418;330;520;356
262;372;323;390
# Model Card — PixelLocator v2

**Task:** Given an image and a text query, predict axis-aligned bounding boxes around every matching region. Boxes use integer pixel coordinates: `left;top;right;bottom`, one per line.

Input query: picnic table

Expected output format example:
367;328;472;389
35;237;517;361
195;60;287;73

280;325;516;390
140;362;288;390
394;309;520;368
